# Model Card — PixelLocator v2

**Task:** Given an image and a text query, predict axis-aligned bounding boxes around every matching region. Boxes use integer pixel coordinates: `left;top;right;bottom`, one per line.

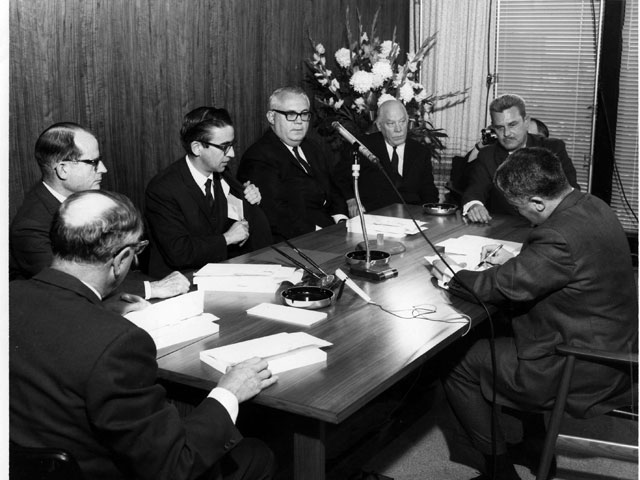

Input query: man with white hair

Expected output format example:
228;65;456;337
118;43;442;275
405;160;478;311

11;190;277;480
336;99;439;217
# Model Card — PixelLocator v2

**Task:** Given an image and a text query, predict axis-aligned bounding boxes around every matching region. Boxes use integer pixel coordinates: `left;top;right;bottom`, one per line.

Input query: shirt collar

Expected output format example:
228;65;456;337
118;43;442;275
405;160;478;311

185;156;230;196
42;181;68;203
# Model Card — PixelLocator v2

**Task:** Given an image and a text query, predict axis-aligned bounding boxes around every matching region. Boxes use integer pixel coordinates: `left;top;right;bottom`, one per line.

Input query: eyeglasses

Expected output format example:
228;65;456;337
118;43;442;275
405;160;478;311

115;240;149;258
67;157;103;170
201;140;237;155
272;109;312;122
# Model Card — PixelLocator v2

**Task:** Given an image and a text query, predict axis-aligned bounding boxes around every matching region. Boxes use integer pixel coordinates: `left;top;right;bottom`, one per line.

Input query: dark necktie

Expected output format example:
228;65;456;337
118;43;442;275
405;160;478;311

292;146;310;175
204;178;215;211
391;146;399;175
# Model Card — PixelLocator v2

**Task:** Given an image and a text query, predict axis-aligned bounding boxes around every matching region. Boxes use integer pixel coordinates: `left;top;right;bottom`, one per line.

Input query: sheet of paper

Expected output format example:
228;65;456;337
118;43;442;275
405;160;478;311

424;235;522;270
347;214;427;238
193;265;304;293
227;194;244;221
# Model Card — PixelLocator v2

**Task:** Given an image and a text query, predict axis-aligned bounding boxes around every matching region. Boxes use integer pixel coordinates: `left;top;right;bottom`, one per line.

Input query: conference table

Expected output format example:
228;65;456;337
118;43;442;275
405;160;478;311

156;204;530;480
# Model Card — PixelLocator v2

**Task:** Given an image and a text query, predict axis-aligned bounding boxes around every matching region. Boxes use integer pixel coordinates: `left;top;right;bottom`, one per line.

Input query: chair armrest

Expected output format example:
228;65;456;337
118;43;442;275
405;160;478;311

556;343;638;365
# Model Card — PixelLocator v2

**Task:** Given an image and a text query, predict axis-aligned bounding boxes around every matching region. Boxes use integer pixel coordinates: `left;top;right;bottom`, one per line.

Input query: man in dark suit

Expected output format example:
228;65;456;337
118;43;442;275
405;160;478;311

237;86;347;241
9;122;189;312
145;107;272;278
433;148;637;480
336;99;439;217
10;190;277;480
462;94;579;223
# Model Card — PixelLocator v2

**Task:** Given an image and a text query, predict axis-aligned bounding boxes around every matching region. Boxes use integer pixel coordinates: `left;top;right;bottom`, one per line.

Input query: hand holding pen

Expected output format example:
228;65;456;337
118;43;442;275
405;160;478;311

476;243;513;268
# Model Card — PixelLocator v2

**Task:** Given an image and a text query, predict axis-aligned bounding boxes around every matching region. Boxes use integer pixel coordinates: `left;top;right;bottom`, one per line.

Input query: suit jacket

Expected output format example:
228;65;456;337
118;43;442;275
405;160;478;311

237;129;347;241
9;183;144;296
462;134;580;214
10;268;242;480
145;158;272;278
335;132;439;212
451;190;637;417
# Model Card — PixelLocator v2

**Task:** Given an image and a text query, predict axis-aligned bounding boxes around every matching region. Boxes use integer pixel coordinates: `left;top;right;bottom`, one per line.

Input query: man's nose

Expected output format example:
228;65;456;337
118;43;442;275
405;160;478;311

227;147;235;158
98;161;108;173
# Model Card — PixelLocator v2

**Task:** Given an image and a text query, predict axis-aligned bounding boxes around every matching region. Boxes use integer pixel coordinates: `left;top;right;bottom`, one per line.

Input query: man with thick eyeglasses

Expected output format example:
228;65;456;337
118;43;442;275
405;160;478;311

10;190;277;480
9;122;190;313
238;86;347;241
145;107;272;277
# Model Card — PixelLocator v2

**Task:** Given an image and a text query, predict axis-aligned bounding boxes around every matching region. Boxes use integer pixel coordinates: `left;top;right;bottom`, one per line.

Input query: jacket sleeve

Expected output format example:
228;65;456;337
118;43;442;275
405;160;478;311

86;327;241;480
550;139;580;190
10;215;54;278
461;150;495;206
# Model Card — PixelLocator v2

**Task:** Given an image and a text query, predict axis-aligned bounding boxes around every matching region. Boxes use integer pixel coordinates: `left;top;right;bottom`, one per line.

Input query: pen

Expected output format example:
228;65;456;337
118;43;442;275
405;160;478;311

476;244;504;269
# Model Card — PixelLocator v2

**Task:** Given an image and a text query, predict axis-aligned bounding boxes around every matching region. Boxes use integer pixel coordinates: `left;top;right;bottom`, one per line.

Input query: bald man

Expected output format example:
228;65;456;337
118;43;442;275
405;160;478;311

10;190;277;480
336;99;439;217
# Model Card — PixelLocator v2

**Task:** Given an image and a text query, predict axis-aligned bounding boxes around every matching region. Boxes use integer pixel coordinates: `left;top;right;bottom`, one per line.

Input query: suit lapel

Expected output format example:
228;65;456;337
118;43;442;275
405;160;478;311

176;160;221;230
35;183;63;214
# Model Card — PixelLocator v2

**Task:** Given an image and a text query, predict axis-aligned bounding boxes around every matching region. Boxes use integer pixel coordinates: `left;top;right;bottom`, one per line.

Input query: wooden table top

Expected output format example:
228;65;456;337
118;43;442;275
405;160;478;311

156;205;530;424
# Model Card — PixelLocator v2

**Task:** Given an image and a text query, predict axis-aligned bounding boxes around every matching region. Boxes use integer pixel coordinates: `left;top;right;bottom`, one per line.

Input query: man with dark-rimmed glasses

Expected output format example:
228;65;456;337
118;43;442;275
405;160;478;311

145;107;272;277
9;122;190;313
238;86;347;241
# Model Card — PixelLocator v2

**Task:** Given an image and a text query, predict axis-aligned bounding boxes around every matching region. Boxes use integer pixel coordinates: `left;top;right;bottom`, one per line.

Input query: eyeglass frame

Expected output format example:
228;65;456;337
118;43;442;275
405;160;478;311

114;239;149;258
200;140;237;155
271;109;313;122
63;157;104;171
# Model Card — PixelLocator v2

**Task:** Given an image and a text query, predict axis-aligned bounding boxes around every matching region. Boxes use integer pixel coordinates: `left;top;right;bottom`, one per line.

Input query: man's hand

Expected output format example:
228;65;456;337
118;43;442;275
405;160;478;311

431;257;462;284
218;357;278;403
466;204;492;224
224;220;250;245
242;181;261;205
103;293;151;315
346;198;363;218
479;244;514;266
149;271;190;299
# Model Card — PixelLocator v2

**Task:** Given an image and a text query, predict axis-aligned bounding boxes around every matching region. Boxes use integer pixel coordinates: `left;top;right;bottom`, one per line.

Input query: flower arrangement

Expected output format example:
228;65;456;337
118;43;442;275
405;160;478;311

306;8;465;159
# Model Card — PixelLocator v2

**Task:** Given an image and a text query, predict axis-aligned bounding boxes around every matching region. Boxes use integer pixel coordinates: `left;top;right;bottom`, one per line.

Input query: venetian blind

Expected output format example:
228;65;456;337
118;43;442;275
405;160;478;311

495;0;601;192
610;0;638;233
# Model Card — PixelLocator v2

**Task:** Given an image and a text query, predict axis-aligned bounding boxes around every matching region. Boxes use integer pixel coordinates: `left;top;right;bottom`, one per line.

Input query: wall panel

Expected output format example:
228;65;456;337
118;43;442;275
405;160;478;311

9;0;409;218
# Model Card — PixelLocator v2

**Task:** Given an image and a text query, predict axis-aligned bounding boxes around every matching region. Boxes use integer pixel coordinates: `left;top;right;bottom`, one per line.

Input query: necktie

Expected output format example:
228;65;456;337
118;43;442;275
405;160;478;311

292;146;310;175
391;146;399;175
204;178;215;211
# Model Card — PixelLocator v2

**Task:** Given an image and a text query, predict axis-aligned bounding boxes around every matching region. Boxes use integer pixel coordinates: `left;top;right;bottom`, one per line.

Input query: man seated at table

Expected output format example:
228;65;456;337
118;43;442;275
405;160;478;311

432;147;637;479
237;86;347;241
335;99;439;217
10;189;278;480
145;107;272;278
462;94;580;223
9;122;189;312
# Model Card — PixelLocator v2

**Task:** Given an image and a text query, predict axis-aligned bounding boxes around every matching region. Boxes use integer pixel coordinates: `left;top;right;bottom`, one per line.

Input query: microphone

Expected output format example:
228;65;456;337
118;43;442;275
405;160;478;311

335;268;372;303
332;121;380;167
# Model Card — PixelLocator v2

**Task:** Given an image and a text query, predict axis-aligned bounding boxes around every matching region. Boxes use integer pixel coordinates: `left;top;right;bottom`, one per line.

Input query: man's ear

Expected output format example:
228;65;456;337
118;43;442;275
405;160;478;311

266;110;275;125
190;141;202;157
530;196;546;212
112;247;134;279
54;162;69;180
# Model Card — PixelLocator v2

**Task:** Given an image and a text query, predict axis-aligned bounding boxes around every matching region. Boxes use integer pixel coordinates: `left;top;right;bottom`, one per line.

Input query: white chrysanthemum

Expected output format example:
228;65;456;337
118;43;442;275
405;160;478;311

334;99;344;110
372;60;393;82
329;78;340;93
398;82;415;103
335;48;352;68
315;43;325;55
350;71;374;94
377;93;396;107
379;40;399;58
353;97;366;112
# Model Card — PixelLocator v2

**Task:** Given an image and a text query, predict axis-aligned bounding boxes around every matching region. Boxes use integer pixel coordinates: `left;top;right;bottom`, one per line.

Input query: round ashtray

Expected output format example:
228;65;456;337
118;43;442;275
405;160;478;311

345;250;390;266
423;203;458;216
281;286;334;309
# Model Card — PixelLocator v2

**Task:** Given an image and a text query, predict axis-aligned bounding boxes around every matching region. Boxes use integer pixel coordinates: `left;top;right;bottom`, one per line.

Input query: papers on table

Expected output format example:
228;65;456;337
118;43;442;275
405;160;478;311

247;303;327;327
192;263;304;293
200;332;332;374
347;214;427;238
125;291;219;350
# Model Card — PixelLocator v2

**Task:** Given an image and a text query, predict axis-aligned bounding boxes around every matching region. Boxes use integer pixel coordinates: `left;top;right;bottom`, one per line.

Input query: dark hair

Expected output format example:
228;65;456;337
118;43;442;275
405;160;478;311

180;107;233;155
530;117;550;138
34;122;93;174
494;147;570;200
51;190;143;264
490;94;527;118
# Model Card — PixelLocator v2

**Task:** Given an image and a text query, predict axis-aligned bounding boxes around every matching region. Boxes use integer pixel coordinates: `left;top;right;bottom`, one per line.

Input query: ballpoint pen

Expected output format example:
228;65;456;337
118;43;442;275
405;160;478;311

476;244;504;269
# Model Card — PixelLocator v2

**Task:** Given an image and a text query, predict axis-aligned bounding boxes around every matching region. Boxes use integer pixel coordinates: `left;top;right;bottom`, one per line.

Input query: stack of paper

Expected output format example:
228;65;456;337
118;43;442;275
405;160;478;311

193;263;304;293
125;291;219;350
424;234;522;270
347;214;427;238
199;332;332;374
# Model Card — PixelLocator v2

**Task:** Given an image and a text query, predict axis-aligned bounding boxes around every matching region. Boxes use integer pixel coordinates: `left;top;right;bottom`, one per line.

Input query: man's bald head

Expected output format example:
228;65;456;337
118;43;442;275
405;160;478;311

51;190;143;264
375;100;409;147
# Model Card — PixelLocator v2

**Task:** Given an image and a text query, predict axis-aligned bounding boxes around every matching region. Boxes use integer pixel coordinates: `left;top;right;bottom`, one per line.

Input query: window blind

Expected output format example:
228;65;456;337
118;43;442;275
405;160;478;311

610;0;638;233
495;0;601;192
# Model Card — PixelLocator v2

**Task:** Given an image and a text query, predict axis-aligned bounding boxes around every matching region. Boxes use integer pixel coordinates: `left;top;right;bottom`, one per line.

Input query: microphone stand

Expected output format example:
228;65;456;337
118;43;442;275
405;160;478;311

351;150;371;267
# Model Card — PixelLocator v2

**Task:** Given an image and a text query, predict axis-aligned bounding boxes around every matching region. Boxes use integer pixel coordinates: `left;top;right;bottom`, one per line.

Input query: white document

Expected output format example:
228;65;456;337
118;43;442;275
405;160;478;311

199;332;332;374
247;303;327;326
227;194;244;221
125;291;219;349
347;214;427;238
193;263;304;293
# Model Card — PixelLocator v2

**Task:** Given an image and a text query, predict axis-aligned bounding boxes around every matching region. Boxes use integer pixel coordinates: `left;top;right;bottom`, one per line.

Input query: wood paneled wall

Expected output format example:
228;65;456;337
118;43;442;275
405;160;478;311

9;0;410;219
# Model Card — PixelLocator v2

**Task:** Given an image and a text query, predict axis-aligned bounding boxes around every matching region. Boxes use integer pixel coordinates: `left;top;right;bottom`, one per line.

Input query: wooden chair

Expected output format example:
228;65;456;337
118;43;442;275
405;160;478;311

10;442;84;480
536;343;638;480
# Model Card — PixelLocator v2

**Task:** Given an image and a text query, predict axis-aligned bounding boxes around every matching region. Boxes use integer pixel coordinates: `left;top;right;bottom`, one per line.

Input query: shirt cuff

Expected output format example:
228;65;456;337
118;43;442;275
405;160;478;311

208;387;239;424
462;200;484;216
332;214;349;223
143;281;151;300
